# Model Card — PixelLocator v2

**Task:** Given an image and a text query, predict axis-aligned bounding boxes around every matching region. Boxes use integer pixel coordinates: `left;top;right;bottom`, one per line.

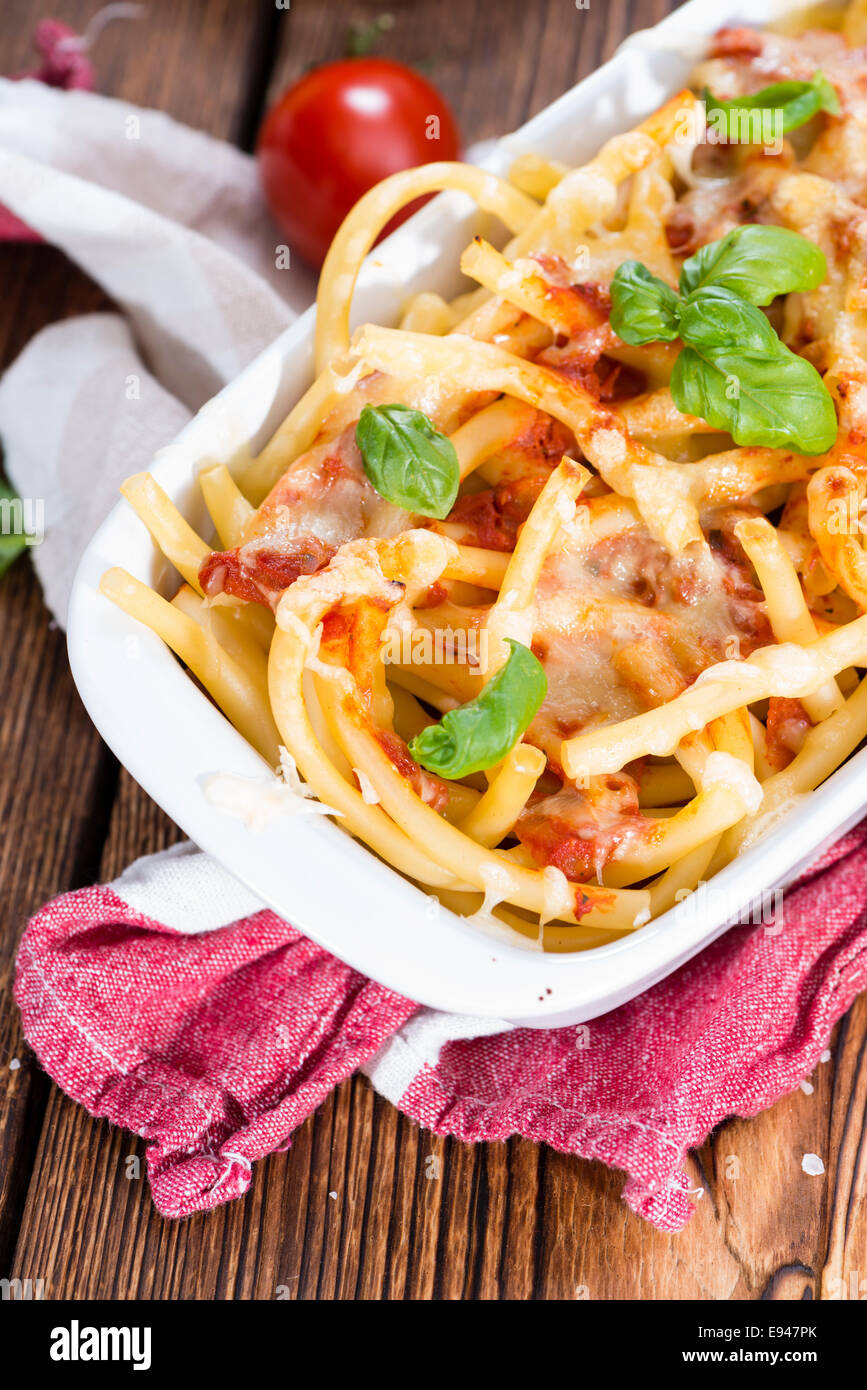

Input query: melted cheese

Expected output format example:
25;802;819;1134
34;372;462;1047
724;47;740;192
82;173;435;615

529;516;767;760
247;426;410;560
699;751;763;814
461;862;544;952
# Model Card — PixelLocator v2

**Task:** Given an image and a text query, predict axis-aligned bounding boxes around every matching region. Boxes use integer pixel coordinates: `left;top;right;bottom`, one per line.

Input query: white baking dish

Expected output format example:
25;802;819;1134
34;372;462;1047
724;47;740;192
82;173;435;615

68;0;859;1027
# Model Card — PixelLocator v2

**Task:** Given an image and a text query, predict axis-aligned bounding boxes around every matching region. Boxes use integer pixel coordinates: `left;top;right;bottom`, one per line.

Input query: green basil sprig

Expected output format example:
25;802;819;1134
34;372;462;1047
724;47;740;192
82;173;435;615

704;70;839;141
408;639;547;779
607;261;681;344
609;225;837;454
679;224;826;304
0;480;27;579
672;287;838;454
355;403;460;519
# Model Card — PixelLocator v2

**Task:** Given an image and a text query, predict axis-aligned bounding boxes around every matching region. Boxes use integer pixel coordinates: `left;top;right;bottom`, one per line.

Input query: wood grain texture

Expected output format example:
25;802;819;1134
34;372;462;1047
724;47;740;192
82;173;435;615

1;0;866;1301
0;0;269;1287
0;0;275;143
0;246;118;1279
267;0;681;142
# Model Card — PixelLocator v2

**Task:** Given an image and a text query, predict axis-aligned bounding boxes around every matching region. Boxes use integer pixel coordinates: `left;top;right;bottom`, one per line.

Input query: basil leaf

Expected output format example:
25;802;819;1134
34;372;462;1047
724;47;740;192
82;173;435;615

408;639;547;779
609;260;682;345
356;403;460;519
678;285;780;353
680;224;827;305
811;70;842;119
672;287;837;454
704;69;840;140
0;479;27;579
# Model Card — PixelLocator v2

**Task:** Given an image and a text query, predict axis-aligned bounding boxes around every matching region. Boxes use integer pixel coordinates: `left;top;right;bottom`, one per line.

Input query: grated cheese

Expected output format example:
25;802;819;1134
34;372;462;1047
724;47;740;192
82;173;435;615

202;755;341;830
353;767;381;805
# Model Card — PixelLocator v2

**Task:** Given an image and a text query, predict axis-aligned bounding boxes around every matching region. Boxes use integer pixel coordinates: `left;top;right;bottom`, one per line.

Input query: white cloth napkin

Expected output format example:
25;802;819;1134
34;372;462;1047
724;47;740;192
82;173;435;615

0;78;317;620
0;81;315;912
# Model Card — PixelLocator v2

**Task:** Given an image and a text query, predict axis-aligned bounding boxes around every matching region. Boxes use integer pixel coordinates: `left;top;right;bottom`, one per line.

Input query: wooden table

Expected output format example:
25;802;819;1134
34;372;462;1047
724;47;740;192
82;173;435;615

0;0;865;1302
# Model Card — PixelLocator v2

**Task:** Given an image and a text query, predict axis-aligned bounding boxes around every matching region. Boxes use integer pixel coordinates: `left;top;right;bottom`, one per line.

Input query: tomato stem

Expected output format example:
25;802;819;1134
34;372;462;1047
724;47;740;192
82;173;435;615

345;13;395;59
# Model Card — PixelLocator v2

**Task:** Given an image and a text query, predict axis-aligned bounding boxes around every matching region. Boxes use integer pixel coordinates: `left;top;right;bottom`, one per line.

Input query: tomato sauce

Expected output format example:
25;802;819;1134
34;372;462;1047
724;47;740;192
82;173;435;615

199;538;335;608
516;777;647;885
374;729;449;812
447;477;545;551
765;697;811;770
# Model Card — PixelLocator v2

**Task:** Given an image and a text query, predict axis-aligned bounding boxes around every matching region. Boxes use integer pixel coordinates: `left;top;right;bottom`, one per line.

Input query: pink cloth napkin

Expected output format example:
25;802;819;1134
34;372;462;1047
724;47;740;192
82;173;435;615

15;828;867;1228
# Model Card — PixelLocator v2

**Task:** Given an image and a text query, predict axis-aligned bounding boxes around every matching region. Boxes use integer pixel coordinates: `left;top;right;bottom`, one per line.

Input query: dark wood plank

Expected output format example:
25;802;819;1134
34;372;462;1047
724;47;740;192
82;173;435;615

0;0;278;1281
269;0;604;144
269;0;686;139
0;567;116;1283
0;247;119;1278
10;992;865;1298
820;994;867;1299
41;1059;846;1302
1;0;277;145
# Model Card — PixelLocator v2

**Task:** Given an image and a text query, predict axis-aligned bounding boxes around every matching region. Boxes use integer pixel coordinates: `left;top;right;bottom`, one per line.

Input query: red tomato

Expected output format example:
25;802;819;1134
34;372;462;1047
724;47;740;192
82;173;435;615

257;58;460;268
